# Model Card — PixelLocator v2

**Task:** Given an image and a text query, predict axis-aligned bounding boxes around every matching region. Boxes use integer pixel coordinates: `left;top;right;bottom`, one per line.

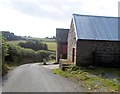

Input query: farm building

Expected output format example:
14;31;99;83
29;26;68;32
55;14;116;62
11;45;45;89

68;14;120;67
56;28;69;62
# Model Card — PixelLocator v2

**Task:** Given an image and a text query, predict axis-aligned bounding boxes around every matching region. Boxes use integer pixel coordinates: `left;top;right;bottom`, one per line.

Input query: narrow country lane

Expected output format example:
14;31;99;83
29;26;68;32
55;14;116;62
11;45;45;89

2;63;85;92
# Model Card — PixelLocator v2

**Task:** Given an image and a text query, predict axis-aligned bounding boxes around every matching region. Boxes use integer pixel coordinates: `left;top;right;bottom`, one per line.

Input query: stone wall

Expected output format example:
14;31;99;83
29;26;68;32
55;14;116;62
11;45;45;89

67;19;77;64
76;40;120;67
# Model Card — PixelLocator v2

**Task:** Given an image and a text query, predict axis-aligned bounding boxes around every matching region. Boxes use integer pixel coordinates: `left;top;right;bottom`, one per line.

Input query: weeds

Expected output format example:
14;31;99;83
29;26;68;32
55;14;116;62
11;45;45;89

53;65;120;92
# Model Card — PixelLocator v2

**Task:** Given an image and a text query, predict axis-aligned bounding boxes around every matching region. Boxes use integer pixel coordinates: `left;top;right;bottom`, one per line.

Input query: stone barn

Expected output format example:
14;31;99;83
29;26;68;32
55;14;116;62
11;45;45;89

68;14;120;67
56;28;69;62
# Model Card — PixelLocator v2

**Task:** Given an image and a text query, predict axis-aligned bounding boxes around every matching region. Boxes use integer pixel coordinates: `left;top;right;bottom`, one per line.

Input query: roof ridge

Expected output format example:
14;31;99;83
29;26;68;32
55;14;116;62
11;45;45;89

73;13;118;18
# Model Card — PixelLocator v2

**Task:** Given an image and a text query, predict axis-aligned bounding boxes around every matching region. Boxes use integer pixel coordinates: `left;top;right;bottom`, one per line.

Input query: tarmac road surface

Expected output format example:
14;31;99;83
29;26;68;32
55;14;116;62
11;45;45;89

2;63;85;92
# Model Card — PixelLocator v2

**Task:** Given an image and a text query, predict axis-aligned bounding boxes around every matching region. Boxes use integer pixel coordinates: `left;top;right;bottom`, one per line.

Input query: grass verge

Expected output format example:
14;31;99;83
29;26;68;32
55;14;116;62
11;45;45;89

2;64;11;76
2;62;20;76
52;65;120;92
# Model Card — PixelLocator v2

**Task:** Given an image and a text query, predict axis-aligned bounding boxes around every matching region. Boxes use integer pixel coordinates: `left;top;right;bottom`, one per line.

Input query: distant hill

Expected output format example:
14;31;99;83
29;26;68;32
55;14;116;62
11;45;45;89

1;31;34;41
2;31;22;41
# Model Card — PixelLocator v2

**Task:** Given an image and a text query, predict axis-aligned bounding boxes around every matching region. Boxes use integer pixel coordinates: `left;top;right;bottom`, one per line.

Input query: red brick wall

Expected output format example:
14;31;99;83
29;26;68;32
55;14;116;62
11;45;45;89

56;43;67;62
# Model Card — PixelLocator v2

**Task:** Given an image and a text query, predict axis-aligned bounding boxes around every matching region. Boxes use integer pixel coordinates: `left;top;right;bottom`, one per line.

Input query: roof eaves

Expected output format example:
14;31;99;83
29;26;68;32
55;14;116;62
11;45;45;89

72;14;78;41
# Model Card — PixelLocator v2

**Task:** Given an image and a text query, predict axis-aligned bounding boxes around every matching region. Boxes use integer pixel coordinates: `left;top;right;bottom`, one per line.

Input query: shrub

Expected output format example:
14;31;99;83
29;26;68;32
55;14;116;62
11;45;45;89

49;51;56;60
36;50;50;62
67;65;80;72
2;64;10;76
18;40;48;51
5;44;36;64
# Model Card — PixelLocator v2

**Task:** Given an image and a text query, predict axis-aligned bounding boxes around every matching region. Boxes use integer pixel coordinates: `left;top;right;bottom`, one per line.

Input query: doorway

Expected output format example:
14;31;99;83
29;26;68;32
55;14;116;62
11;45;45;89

72;48;75;62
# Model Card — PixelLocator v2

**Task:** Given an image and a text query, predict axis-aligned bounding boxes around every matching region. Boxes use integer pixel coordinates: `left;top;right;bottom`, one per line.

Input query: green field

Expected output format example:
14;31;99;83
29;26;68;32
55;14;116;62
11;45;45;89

33;38;56;51
7;38;56;51
34;38;55;42
7;40;26;45
43;42;56;51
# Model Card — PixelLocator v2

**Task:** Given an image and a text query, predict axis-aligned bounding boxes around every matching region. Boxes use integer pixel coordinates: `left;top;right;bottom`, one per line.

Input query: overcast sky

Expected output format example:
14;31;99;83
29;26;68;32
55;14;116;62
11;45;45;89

0;0;119;38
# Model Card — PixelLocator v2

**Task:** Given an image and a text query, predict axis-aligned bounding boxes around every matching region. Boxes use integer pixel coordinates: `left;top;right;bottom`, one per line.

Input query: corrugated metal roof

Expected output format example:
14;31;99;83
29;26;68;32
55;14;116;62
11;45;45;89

73;14;119;41
56;28;69;43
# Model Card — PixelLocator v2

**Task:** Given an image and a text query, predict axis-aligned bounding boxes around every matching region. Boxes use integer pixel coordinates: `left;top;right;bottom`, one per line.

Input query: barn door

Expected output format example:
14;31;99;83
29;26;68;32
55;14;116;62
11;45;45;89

72;48;75;62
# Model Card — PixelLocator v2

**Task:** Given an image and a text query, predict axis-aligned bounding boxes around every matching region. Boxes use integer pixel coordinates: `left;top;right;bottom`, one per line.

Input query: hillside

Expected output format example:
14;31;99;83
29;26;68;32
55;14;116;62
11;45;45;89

7;38;56;51
33;38;56;51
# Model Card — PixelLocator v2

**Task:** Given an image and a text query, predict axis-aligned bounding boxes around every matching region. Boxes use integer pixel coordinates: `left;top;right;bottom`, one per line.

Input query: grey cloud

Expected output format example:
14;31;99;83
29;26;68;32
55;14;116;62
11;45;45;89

7;0;84;21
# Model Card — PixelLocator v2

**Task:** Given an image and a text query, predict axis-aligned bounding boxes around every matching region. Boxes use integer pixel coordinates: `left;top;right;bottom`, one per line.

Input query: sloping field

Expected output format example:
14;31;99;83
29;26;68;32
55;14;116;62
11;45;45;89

7;38;56;51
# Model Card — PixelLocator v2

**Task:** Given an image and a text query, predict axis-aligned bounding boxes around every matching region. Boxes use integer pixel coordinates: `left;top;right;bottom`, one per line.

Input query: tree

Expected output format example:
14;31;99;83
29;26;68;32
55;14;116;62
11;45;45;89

1;36;9;76
2;36;8;62
2;31;22;41
52;36;56;39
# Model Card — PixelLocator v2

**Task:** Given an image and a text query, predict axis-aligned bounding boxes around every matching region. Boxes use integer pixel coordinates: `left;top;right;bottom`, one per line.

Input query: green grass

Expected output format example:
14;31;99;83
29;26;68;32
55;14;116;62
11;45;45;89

7;38;56;51
43;41;56;51
7;40;26;46
37;38;56;51
34;38;55;42
48;59;56;62
53;65;120;92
